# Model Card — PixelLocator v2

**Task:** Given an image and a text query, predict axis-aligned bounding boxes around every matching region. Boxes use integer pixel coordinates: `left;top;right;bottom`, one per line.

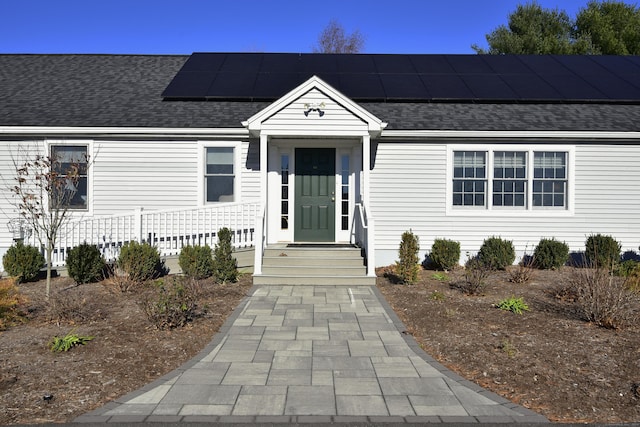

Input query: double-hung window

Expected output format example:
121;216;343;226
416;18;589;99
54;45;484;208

451;147;569;212
205;147;235;203
51;145;88;210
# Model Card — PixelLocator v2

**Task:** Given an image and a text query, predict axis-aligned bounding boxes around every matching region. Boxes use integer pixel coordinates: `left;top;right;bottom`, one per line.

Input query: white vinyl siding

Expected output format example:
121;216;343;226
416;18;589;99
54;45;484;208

371;141;640;267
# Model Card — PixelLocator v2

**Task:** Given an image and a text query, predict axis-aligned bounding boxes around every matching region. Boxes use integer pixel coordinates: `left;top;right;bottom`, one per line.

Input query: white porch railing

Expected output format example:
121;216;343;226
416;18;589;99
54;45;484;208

26;201;262;267
353;202;376;277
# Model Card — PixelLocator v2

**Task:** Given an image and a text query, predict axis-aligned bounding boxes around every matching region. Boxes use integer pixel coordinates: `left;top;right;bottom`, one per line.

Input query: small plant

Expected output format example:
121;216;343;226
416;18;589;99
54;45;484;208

49;330;93;352
212;228;238;284
478;236;515;270
429;290;446;301
534;238;569;270
66;242;105;285
497;296;530;314
585;234;621;270
431;272;449;281
395;230;420;284
117;241;162;285
0;277;27;330
500;339;518;357
430;238;460;271
2;241;45;283
509;253;536;284
569;267;639;329
139;276;200;329
461;254;491;295
179;245;214;279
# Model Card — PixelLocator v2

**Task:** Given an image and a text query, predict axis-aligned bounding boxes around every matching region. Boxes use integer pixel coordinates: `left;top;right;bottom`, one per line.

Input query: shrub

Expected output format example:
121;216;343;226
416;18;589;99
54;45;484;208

212;228;238;283
2;241;45;283
478;236;515;270
117;241;161;284
66;243;105;285
395;230;420;284
509;254;536;284
139;276;199;329
497;296;530;314
461;255;491;295
179;245;214;279
585;234;621;270
569;267;639;329
0;277;27;330
430;239;460;271
619;260;640;292
534;238;569;270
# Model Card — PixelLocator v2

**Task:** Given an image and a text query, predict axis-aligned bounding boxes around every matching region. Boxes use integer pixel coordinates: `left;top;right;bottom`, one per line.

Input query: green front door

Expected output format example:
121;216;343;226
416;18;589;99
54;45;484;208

294;148;336;242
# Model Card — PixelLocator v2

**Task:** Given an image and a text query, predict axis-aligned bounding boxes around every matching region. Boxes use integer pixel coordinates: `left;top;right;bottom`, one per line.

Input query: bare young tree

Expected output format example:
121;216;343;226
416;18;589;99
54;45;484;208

9;145;89;298
312;20;365;53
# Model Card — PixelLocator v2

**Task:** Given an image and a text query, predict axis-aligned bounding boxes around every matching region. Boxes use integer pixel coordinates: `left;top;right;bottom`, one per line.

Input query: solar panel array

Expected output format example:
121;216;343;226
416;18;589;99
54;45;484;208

162;53;640;102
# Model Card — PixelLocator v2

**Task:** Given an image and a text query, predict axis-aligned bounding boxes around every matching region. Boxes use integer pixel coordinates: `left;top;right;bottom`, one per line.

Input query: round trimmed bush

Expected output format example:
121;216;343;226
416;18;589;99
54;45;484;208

585;234;621;269
430;238;460;271
117;241;161;283
478;236;515;270
179;245;214;279
66;243;106;284
2;241;45;283
534;238;569;270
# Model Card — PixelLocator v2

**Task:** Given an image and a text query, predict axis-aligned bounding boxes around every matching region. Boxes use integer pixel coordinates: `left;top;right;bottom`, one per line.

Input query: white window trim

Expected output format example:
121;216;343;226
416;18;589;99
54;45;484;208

45;139;94;216
198;141;242;206
446;144;575;217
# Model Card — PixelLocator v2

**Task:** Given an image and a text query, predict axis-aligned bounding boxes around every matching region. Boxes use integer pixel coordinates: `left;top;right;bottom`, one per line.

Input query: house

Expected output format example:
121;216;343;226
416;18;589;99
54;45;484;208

1;53;640;280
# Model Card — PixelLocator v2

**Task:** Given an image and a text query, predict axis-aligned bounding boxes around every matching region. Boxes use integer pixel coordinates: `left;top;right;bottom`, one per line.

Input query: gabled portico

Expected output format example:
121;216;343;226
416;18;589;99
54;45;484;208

243;76;385;278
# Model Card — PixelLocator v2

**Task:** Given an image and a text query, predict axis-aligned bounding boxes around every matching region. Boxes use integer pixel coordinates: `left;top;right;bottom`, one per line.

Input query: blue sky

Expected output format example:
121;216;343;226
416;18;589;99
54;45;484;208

2;0;606;54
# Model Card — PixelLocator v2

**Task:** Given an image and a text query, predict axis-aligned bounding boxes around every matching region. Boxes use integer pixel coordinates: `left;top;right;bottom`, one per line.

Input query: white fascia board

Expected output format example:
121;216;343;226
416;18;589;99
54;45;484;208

380;129;640;141
0;126;250;139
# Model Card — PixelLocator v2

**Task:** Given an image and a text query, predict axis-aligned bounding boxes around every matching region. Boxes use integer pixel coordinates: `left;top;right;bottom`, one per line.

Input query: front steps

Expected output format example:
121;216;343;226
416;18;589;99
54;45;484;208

253;244;376;286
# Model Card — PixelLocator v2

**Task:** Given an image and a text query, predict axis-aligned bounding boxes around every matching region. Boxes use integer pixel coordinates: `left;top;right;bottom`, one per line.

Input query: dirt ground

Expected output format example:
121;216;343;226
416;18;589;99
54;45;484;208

378;267;640;424
1;267;639;424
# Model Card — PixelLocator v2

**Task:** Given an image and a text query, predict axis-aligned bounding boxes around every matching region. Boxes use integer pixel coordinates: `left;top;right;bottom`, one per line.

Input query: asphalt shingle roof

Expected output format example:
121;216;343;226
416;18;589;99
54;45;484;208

0;54;639;132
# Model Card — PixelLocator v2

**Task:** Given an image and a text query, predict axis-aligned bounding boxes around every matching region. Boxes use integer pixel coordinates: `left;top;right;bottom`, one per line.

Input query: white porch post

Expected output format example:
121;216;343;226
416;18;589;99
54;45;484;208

253;134;268;275
362;134;370;206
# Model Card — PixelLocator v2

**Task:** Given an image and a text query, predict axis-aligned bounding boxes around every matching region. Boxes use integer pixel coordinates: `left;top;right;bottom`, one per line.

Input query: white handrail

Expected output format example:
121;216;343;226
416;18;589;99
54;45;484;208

26;201;262;267
354;202;376;277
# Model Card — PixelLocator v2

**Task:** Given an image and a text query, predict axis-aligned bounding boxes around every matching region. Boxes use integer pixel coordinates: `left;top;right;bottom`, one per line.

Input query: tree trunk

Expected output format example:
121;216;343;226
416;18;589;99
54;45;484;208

46;244;53;300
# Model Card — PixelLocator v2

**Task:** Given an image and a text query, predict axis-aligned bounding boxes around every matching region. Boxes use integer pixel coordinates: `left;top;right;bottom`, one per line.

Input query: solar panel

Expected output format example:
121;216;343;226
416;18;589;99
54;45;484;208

373;54;416;73
379;74;430;99
461;75;518;100
162;53;640;103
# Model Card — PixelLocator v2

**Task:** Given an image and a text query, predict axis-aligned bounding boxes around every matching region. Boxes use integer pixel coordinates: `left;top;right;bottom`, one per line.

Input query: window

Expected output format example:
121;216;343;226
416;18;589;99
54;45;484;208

451;148;569;212
340;155;350;230
205;147;234;202
281;154;289;229
493;151;526;207
51;145;88;210
533;152;566;207
453;151;486;206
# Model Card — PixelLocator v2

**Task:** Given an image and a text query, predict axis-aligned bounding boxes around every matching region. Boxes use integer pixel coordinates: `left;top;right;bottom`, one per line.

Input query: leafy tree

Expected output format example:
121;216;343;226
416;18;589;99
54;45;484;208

575;1;640;54
312;20;365;53
9;146;89;298
473;0;639;55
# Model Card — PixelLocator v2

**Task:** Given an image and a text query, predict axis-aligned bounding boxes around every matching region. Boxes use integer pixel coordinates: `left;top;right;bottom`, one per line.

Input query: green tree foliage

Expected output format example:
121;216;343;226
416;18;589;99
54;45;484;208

212;228;238;283
575;1;640;54
395;230;420;284
473;1;640;55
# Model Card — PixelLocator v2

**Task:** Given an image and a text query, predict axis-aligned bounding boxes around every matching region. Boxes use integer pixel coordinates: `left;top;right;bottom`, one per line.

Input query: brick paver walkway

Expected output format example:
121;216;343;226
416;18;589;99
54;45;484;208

75;285;548;424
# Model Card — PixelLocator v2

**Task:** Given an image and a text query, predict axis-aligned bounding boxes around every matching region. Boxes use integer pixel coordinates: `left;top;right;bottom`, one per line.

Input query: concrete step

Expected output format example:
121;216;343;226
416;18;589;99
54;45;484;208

254;244;374;286
253;274;376;286
261;265;366;276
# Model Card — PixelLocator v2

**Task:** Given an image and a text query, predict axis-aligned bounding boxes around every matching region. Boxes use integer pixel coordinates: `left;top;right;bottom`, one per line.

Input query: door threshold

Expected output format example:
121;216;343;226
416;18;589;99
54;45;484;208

287;243;357;248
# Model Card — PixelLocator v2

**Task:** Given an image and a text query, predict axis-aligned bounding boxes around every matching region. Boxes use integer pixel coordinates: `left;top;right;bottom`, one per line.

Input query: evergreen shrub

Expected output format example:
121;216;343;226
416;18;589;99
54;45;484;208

213;228;238;283
66;243;105;284
2;241;45;283
585;234;621;269
395;230;420;284
478;236;515;270
117;241;161;283
430;238;460;271
179;245;214;279
533;238;569;270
